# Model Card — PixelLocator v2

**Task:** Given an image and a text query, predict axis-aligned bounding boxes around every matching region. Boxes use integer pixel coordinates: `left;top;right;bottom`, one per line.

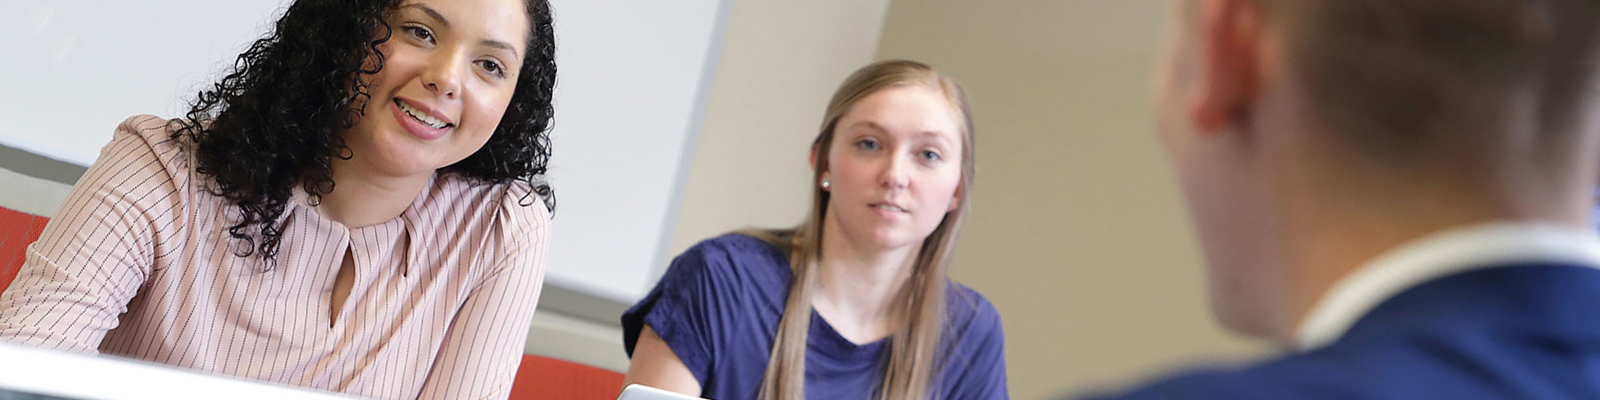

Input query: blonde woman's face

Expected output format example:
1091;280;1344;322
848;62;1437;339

822;84;965;252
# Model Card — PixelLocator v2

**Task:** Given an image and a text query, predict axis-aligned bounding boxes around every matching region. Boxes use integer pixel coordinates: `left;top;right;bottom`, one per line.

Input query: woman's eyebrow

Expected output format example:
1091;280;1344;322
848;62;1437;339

401;3;451;28
400;3;520;58
481;39;520;58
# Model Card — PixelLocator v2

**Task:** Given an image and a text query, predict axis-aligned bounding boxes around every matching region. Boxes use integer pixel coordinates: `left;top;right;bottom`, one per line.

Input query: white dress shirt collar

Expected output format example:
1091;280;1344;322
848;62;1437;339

1295;221;1600;350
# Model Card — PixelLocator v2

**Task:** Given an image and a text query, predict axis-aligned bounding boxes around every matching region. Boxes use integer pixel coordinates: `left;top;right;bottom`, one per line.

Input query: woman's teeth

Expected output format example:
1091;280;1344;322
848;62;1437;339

397;100;450;129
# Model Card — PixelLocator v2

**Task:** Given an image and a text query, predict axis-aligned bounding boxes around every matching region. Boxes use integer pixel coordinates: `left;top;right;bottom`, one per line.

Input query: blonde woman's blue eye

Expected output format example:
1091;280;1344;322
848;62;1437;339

921;150;941;161
857;140;879;150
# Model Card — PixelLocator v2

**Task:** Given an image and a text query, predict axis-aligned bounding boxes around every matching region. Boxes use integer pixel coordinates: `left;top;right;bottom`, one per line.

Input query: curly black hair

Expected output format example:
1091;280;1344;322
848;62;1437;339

173;0;556;261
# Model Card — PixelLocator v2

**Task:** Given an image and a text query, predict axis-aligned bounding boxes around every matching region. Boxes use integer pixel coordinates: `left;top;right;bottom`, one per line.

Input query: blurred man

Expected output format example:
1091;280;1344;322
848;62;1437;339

1077;0;1600;398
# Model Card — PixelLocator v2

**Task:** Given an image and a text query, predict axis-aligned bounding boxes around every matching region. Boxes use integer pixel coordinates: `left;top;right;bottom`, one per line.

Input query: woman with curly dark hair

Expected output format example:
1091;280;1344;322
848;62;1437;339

0;0;556;398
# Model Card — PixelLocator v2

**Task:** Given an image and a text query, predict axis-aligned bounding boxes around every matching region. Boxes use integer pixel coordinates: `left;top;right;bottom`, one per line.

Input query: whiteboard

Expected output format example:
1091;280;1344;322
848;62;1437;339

0;0;729;303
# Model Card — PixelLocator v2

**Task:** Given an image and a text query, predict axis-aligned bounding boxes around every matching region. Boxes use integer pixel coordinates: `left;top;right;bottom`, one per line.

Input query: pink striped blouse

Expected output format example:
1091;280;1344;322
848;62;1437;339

0;115;552;399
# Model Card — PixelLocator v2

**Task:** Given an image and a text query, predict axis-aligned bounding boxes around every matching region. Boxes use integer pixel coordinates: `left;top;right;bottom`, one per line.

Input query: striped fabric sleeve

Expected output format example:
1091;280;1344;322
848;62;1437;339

416;185;551;400
0;116;182;353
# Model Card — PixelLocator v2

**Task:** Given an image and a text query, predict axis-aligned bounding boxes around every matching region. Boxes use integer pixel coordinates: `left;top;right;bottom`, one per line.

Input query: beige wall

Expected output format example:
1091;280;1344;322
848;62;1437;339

666;0;893;261
670;0;1268;398
874;0;1266;398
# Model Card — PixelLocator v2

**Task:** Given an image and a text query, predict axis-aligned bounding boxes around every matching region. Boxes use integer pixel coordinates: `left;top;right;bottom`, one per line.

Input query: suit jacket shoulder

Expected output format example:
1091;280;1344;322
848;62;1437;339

1076;264;1600;400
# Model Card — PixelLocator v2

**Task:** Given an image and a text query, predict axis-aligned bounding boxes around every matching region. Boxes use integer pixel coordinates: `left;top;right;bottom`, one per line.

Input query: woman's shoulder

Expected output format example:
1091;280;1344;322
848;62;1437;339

946;281;1003;337
487;178;552;241
655;233;793;297
424;174;551;239
677;233;790;276
939;281;1010;398
687;233;787;259
620;233;791;342
407;175;552;279
115;114;180;138
71;115;200;204
106;115;192;176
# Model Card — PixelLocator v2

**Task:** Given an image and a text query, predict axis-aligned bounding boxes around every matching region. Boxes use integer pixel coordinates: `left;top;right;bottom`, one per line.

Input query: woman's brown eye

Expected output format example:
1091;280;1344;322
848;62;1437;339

405;26;434;43
480;60;506;77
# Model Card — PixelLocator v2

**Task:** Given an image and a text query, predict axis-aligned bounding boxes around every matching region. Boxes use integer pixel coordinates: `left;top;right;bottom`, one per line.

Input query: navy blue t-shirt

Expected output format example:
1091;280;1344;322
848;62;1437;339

622;234;1009;400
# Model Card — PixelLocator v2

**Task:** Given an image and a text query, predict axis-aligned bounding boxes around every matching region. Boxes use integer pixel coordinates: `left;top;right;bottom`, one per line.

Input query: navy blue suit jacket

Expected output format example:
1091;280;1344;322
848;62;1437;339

1079;263;1600;399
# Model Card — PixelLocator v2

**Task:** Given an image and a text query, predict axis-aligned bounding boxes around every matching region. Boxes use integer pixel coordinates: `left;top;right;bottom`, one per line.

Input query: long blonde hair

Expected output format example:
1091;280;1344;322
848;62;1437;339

743;59;976;400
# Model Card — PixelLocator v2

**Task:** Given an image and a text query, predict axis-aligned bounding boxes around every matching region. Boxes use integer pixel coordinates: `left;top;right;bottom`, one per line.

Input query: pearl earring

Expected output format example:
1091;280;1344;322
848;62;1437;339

821;179;831;189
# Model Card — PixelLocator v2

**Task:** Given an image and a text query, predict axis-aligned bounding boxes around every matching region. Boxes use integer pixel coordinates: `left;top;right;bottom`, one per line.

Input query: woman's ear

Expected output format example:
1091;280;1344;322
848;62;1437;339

948;183;963;212
810;142;830;185
809;142;820;171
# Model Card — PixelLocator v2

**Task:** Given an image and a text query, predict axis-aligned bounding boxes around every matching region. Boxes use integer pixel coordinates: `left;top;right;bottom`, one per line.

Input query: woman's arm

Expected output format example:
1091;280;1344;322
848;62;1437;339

0;116;180;352
624;326;703;395
620;237;761;398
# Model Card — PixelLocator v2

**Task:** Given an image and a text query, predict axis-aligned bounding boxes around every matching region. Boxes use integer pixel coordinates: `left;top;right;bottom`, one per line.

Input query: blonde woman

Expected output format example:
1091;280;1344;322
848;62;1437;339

622;60;1007;399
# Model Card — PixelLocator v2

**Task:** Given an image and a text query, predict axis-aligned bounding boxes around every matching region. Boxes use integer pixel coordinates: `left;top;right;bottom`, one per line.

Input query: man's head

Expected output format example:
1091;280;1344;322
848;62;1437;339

1154;0;1600;342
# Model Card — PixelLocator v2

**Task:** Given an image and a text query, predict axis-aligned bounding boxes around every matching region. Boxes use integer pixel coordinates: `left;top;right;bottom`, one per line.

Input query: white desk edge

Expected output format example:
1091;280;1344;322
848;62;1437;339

0;341;359;399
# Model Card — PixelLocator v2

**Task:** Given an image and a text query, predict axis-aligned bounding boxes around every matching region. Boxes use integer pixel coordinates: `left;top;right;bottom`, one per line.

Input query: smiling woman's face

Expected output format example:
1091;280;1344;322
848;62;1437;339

340;0;530;180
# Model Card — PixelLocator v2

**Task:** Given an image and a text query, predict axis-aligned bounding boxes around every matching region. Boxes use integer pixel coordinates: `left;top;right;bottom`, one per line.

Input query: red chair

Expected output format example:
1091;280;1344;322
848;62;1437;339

0;206;50;294
509;354;625;400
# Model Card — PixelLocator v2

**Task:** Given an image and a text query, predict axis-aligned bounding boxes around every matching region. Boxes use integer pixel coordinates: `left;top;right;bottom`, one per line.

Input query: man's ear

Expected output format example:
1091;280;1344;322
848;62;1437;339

1192;0;1267;133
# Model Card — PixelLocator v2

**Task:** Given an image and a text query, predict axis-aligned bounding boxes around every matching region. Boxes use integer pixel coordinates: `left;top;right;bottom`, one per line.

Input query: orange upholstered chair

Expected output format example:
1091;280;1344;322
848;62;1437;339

0;206;50;294
508;354;625;400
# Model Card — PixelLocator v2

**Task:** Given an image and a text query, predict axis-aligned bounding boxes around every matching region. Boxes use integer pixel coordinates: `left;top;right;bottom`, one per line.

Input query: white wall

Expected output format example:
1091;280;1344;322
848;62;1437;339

665;0;894;265
0;0;288;165
541;0;729;302
0;0;731;303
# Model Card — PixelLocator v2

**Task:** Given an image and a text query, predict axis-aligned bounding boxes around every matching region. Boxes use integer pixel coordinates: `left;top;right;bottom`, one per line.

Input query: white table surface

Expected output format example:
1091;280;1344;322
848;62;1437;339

0;341;358;400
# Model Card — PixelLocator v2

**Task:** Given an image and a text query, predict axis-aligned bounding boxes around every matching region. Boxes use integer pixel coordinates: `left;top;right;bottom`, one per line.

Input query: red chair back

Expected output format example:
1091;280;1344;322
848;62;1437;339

509;354;625;400
0;206;50;294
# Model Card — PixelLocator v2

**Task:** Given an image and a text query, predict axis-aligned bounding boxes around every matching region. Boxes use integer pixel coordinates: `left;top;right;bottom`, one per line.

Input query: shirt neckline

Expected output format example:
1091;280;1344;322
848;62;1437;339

1294;221;1600;350
808;311;889;360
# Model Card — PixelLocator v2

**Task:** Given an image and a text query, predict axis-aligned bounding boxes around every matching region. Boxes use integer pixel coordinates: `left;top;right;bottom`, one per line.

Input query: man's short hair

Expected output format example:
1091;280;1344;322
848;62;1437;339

1267;0;1589;158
